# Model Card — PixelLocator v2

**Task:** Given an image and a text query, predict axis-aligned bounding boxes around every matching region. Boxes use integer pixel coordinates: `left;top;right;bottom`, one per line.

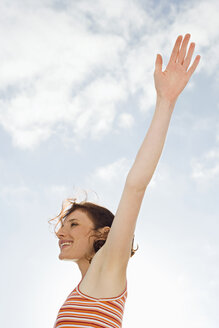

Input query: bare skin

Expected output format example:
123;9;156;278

154;33;201;104
127;33;201;189
57;209;110;278
55;33;201;298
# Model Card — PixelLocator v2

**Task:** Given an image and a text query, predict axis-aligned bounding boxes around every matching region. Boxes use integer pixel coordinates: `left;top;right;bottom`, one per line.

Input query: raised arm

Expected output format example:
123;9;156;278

102;34;201;274
127;33;201;191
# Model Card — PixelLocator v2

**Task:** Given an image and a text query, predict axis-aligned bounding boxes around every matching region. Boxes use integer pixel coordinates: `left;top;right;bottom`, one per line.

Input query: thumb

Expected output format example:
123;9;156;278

154;54;162;73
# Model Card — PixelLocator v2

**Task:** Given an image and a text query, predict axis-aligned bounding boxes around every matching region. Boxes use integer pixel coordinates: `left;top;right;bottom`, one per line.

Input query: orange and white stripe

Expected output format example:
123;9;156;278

53;279;128;328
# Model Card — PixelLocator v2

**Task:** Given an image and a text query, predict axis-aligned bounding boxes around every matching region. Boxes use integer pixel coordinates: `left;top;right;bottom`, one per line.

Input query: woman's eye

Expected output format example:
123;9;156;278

71;223;77;227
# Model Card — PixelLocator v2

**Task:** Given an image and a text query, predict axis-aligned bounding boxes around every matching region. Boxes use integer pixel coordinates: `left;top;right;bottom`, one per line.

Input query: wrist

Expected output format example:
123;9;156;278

156;96;176;113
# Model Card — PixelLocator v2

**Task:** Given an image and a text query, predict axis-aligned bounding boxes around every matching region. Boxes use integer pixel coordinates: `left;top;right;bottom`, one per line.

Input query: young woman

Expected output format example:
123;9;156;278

51;33;201;328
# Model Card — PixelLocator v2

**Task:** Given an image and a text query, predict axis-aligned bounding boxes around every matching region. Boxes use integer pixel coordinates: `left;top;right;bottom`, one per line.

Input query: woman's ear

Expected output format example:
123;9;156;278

98;226;111;238
104;226;110;233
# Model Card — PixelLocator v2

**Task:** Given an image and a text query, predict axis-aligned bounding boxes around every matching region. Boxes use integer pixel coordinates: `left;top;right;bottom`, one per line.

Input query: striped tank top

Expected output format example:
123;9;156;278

53;278;128;328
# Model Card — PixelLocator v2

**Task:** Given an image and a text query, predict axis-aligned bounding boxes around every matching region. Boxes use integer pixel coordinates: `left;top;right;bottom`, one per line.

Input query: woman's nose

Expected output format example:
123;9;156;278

56;226;66;238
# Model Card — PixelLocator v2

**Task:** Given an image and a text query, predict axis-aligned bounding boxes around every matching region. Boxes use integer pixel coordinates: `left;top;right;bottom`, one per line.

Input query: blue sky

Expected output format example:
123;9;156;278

0;0;218;327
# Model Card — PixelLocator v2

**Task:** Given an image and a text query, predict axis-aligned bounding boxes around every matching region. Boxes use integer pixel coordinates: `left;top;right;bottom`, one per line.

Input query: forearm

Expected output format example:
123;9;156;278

126;96;176;191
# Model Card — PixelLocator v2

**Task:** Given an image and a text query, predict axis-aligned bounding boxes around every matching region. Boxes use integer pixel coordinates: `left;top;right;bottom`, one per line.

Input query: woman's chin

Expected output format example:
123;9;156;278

59;253;68;260
59;254;78;262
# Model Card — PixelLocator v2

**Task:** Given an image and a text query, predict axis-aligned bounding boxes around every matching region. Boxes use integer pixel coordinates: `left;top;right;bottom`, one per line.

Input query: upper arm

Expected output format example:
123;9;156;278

102;180;146;274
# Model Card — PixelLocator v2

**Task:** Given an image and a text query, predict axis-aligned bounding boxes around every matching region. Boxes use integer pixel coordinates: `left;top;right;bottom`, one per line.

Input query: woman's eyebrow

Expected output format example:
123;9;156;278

65;218;78;224
62;218;78;228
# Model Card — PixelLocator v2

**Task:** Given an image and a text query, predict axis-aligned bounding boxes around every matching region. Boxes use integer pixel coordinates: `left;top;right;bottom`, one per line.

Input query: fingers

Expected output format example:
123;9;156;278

169;35;183;63
177;33;191;64
183;42;195;70
154;53;163;73
187;55;201;77
155;33;200;77
169;33;201;76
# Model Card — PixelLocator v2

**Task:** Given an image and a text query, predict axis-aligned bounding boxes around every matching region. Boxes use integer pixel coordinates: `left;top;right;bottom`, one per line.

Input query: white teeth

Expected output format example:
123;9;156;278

61;242;73;247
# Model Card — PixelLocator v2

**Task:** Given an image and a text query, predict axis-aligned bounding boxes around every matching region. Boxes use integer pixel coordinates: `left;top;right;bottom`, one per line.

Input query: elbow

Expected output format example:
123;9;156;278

125;176;148;193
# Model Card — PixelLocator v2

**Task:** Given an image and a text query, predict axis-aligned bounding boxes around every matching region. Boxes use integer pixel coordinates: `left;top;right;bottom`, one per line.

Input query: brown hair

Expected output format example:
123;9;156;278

48;197;139;263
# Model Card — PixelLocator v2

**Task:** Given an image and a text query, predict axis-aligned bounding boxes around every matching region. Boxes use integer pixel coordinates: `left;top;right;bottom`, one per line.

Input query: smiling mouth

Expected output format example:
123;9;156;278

60;243;73;250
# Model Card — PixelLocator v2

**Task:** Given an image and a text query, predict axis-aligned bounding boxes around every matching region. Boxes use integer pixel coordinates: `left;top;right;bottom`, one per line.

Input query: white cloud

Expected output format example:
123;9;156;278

0;3;126;149
0;0;218;150
117;112;134;129
190;146;219;185
84;157;133;212
71;75;128;140
92;157;131;182
73;0;149;38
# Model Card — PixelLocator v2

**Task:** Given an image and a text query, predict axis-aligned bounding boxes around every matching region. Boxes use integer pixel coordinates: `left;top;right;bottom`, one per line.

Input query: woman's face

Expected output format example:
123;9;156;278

56;209;97;262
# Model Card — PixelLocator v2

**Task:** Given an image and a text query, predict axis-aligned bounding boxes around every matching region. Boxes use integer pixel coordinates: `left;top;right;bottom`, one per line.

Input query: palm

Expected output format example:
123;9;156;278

154;34;201;103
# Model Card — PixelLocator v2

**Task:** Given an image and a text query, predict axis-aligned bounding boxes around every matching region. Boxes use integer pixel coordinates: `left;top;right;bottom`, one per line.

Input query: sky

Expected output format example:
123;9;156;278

0;0;218;327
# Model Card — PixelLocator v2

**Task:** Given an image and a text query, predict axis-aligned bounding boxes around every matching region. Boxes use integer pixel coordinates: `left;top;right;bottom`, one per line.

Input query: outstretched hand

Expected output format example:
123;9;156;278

154;33;201;103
